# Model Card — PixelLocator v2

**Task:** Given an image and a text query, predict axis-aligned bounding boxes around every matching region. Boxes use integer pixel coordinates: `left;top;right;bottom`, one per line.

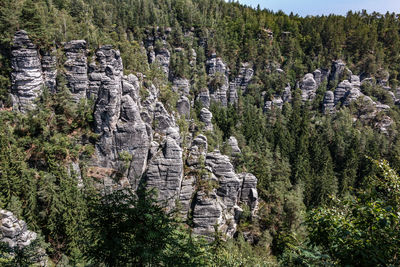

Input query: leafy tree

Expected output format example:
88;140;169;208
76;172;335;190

307;159;400;266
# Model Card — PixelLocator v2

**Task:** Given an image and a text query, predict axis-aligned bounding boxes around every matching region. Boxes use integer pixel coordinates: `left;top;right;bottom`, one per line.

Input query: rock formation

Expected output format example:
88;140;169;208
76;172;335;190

0;210;47;266
11;30;44;112
7;30;261;241
64;40;88;102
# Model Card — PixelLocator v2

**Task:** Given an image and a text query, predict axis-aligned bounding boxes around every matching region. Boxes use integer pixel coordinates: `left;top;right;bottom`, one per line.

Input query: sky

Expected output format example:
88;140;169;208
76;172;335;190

237;0;400;16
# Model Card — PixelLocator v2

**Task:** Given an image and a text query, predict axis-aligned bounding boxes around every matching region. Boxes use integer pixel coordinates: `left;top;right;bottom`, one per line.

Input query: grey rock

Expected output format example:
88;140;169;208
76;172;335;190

200;108;213;131
144;137;183;208
11;30;44;112
187;134;208;166
154;102;176;134
0;210;47;266
206;56;229;106
198;89;210;108
282;84;292;103
115;94;150;188
300;73;317;101
228;136;241;155
343;88;362;106
329;60;346;82
177;96;190;117
334;80;353;105
192;191;224;237
228;82;239;104
41;50;57;93
206;152;241;209
64;40;88;102
323;91;335;114
238;173;258;213
172;78;190;96
313;68;330;86
155;47;170;75
178;176;196;216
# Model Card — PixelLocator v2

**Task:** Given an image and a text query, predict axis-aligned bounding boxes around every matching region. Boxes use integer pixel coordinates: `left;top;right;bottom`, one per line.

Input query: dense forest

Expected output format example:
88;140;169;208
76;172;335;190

1;0;400;266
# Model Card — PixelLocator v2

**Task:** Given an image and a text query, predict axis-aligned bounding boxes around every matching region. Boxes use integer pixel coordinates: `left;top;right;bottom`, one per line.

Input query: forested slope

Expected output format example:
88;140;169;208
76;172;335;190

0;0;400;266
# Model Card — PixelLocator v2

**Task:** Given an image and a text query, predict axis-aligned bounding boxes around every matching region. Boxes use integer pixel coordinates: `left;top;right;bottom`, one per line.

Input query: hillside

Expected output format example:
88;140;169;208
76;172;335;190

1;0;400;266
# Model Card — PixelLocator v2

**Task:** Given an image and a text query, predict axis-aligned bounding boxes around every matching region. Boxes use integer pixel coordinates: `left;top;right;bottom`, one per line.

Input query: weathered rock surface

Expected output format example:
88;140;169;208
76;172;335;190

206;54;229;106
172;78;190;96
9;30;260;242
323;91;335;114
238;173;259;213
93;46;123;165
197;89;210;108
64;40;88;102
300;73;317;101
329;59;346;82
144;137;183;208
200;108;213;131
206;152;241;209
230;63;254;97
11;30;44;112
177;96;190;117
0;210;47;266
41;50;57;93
228;136;241;155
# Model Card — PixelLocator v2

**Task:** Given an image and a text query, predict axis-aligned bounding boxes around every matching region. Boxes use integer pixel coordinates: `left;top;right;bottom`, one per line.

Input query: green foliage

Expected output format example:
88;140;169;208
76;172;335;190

86;188;208;266
307;159;400;266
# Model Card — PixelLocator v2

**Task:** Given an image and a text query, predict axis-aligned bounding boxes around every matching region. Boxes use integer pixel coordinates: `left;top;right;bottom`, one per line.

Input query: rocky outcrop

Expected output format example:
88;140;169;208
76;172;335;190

144;136;183;208
11;30;44;112
200;108;213;131
238;173;259;214
93;46;124;165
197;89;210;108
0;210;47;266
9;31;260;242
177;96;190;117
300;73;318;102
228;136;241;155
229;63;254;101
329;59;346;82
192;151;258;239
206;54;229;106
64;40;88;102
323;91;335;114
313;68;330;86
41;50;57;93
172;78;190;96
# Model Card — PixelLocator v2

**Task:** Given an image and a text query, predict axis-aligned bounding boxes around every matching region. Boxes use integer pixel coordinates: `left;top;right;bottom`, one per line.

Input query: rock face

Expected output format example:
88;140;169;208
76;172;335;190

228;136;241;155
145;137;183;208
9;30;259;241
323;91;335;114
172;78;190;96
0;210;47;266
11;30;44;112
206;54;229;106
191;151;258;239
198;89;210;108
229;63;254;103
300;73;318;101
64;40;88;102
177;96;190;117
41;50;57;93
329;59;346;82
200;108;213;131
238;173;259;213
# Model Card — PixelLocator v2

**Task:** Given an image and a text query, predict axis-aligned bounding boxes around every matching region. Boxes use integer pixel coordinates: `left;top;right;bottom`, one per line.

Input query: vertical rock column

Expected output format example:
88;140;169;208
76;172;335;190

64;40;88;102
11;30;44;112
93;46;123;166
